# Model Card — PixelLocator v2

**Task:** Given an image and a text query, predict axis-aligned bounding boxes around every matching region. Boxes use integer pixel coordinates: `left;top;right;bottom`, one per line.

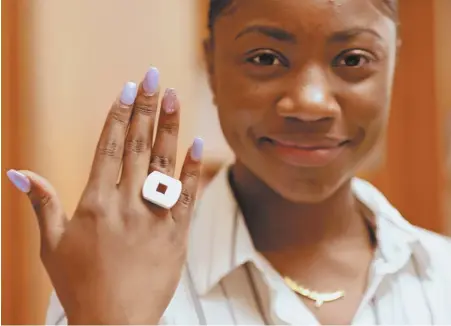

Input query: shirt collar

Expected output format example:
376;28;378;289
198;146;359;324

188;165;429;296
187;166;257;295
351;178;426;274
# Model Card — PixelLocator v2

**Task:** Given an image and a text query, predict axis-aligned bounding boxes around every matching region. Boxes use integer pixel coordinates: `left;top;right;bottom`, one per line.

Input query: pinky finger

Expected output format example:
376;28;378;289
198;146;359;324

171;137;204;226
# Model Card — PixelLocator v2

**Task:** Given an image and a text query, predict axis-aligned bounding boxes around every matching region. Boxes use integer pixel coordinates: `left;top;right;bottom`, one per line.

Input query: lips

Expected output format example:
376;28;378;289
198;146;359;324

260;136;350;167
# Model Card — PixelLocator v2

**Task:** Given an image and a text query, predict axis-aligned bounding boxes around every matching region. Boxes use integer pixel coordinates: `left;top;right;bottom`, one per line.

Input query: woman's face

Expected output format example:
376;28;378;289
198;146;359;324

206;0;398;202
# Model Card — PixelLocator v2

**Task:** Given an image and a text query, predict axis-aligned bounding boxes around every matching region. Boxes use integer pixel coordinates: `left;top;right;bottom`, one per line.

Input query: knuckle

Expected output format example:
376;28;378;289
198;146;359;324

32;193;52;214
177;188;193;208
125;138;148;155
159;121;179;135
182;169;199;181
98;140;121;158
122;204;141;220
79;191;108;217
109;109;129;125
150;155;172;170
134;103;157;116
168;228;187;250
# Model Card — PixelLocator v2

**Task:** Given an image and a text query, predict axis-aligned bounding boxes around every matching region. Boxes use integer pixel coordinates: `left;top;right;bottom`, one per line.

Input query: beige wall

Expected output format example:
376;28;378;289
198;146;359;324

26;0;199;215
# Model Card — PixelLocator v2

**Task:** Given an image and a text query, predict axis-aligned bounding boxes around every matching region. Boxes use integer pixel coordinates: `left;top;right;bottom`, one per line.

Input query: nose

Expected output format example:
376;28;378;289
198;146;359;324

276;65;339;122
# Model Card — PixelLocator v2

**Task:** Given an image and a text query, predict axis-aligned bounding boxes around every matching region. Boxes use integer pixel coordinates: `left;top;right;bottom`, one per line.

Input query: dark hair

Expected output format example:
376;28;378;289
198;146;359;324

207;0;398;33
207;0;233;32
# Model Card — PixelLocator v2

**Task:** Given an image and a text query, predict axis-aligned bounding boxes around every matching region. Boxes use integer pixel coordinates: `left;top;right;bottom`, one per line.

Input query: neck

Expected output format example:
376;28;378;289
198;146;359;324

230;162;372;253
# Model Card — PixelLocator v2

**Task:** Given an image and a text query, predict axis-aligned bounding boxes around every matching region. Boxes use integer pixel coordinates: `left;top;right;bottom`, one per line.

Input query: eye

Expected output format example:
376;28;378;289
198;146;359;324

332;49;379;82
247;50;285;66
334;50;374;68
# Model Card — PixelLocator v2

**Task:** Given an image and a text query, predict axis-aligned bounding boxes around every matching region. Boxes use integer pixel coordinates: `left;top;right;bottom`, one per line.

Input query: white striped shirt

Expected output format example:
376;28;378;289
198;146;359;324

46;166;451;325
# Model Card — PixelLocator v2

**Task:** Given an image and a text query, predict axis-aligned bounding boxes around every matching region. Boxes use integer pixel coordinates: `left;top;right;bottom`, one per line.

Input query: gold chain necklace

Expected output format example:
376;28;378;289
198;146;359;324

284;277;345;308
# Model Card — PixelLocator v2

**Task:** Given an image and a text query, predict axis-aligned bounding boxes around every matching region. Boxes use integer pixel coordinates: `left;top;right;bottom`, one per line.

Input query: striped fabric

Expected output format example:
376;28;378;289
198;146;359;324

46;166;451;325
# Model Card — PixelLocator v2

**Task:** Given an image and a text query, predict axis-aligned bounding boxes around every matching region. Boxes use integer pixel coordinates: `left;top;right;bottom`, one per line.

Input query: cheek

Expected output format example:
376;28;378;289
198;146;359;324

215;84;276;156
215;97;258;147
337;75;393;164
340;76;392;130
214;70;278;135
214;82;252;147
216;72;269;109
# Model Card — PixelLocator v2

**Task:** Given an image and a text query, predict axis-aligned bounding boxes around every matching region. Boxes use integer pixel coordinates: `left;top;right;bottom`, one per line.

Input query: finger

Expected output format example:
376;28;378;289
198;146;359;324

120;67;160;191
171;137;204;226
89;82;137;189
148;88;180;177
6;169;68;250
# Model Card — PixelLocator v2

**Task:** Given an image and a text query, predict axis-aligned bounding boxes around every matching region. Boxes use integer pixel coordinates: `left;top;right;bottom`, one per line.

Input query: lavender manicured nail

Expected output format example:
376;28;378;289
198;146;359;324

163;88;177;114
190;137;204;161
143;67;159;94
120;81;138;105
7;169;31;193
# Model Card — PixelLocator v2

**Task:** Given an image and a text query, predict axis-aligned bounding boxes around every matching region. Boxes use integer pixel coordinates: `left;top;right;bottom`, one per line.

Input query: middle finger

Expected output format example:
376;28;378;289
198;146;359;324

120;67;160;191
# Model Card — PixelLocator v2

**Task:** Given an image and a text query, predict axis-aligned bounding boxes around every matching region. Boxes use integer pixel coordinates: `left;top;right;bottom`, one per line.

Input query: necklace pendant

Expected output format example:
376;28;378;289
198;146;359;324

283;277;345;308
315;299;324;308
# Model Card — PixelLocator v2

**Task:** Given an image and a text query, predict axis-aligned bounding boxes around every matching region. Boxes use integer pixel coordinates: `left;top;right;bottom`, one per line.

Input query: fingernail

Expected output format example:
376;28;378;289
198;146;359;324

190;137;204;161
163;88;177;114
7;169;31;193
120;81;138;105
143;67;159;94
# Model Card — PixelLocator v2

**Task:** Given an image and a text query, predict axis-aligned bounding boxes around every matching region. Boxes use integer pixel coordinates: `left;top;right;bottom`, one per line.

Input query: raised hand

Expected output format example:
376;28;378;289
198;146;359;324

7;67;203;325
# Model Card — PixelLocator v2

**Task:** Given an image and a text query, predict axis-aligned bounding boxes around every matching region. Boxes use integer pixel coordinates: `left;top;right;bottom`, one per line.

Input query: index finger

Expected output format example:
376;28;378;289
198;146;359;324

88;82;137;189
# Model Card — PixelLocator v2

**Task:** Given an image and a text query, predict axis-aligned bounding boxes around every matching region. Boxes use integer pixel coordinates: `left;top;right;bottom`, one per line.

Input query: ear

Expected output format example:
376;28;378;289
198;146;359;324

203;38;217;103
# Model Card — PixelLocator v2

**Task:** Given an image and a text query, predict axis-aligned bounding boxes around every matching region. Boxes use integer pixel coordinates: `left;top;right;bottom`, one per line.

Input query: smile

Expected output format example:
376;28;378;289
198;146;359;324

261;137;350;168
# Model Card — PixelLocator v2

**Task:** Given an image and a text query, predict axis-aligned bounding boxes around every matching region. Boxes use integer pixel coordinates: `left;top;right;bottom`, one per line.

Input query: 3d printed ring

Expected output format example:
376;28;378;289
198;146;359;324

142;171;182;209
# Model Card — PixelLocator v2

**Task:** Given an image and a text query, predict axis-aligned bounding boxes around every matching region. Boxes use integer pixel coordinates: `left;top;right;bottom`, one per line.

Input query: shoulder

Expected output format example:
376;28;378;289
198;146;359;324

396;216;451;285
352;178;451;272
412;226;451;267
413;226;451;248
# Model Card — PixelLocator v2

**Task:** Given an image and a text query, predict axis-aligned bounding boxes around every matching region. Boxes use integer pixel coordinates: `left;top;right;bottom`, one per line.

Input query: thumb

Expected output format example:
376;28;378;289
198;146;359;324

6;169;67;248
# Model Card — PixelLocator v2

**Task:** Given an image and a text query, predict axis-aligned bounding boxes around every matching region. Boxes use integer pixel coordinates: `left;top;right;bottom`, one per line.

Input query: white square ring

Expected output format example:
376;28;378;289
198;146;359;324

142;171;182;209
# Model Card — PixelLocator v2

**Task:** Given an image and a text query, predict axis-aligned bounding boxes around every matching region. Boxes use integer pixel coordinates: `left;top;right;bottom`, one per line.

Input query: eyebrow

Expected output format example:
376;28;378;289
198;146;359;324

235;25;296;43
329;28;382;42
234;25;381;43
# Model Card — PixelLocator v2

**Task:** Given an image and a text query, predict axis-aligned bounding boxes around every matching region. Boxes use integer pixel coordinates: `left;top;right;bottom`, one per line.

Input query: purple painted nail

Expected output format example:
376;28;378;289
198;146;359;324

7;169;31;193
190;137;204;161
143;67;159;94
120;81;138;105
163;88;177;114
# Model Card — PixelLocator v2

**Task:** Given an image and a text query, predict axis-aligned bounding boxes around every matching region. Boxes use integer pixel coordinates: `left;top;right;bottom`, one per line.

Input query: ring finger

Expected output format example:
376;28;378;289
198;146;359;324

148;88;180;177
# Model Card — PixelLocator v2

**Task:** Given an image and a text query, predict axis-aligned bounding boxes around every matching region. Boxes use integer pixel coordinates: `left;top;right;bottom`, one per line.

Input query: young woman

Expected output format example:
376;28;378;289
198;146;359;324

7;0;451;324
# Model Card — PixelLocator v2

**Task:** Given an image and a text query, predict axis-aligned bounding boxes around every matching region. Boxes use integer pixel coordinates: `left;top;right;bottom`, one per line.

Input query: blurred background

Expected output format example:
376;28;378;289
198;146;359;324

2;0;450;324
